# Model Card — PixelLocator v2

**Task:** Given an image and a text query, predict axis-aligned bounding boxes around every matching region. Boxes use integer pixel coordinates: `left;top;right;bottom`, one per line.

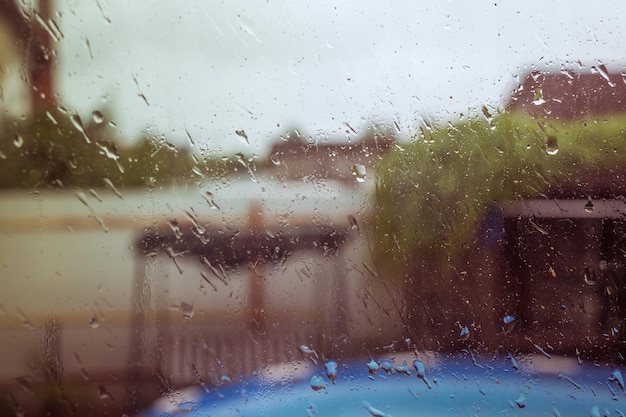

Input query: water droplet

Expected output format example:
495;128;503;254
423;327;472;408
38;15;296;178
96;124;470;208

412;359;432;388
558;372;582;389
367;359;379;375
89;189;103;202
235;129;249;145
200;257;228;286
70;113;92;144
103;178;123;199
95;141;124;173
534;343;552;359
363;401;391;417
347;215;360;234
75;190;109;232
310;375;326;391
183;209;205;235
546;136;559;155
503;315;516;333
584;200;594;213
13;134;24;148
412;359;425;377
351;164;367;182
325;361;338;384
508;353;519;370
89;314;100;329
481;105;493;123
184;127;196;147
532;87;546;105
583;266;597;285
379;359;393;374
168;219;183;240
459;326;470;340
98;384;112;400
599;260;608;272
220;375;232;384
610;369;626;393
34;11;63;42
393;361;411;376
46;110;58;125
235;152;257;182
92;110;104;124
202;191;220;210
592;62;616;86
200;271;218;291
180;302;194;319
270;153;281;165
515;393;527;408
299;345;318;364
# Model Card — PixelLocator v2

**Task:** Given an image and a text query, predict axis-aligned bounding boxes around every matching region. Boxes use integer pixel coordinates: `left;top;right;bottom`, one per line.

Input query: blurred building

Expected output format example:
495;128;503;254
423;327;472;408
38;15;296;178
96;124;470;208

0;0;57;122
266;128;396;183
506;68;626;119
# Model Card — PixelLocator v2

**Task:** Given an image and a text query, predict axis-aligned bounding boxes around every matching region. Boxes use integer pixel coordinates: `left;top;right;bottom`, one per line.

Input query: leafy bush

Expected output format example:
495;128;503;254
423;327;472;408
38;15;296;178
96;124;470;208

372;113;626;280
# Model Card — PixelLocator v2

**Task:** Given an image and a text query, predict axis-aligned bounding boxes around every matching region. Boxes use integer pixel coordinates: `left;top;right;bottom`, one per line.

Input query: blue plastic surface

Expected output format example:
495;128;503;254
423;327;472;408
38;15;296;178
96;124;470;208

135;351;626;417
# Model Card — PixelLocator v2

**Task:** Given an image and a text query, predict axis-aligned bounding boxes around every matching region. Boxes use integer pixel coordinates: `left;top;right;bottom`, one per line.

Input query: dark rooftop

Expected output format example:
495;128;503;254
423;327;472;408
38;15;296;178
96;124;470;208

506;69;626;119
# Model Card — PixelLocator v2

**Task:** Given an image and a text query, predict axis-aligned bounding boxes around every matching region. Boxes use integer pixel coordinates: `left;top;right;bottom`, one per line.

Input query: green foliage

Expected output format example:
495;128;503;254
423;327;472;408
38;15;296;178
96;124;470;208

0;109;230;189
372;113;626;280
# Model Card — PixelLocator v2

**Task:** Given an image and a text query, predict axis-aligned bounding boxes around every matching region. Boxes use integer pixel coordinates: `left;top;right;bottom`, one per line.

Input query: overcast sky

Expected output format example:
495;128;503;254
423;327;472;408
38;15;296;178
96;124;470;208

52;0;626;155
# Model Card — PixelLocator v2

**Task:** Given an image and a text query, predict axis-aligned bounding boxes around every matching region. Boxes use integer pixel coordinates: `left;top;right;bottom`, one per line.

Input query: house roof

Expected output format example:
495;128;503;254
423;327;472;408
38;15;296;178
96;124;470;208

506;70;626;119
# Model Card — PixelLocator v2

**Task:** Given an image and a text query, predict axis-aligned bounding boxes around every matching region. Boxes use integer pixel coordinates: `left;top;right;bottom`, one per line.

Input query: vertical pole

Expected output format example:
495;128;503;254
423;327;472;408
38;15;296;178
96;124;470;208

127;255;147;412
30;0;57;112
248;201;266;333
333;247;348;343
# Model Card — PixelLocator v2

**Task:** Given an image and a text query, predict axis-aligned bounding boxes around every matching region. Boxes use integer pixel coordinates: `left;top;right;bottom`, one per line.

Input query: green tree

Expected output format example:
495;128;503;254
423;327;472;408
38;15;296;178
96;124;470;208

372;113;626;349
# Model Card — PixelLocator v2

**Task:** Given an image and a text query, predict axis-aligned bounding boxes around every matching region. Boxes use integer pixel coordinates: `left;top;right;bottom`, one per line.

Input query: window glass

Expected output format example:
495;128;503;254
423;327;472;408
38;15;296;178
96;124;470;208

1;1;626;416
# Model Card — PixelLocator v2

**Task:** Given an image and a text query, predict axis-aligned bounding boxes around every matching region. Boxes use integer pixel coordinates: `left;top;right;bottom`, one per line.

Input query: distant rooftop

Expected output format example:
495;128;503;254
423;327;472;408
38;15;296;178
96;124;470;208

506;70;626;119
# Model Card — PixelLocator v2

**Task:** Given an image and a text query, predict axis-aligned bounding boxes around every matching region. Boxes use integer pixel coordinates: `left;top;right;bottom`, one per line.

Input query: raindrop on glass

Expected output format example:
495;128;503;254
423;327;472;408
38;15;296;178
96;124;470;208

379;359;393;374
181;302;194;319
168;219;183;240
299;345;318;364
363;401;391;417
503;315;516;333
583;266;597;285
98;384;112;400
347;215;360;234
89;315;100;329
393;361;411;375
367;359;379;375
13;134;24;148
325;360;338;384
92;110;105;124
459;326;470;340
235;129;249;145
70;113;92;143
584;200;594;213
351;164;367;182
532;87;546;105
610;369;626;393
515;393;527;408
412;359;425;377
546;136;558;155
103;177;124;199
310;375;326;391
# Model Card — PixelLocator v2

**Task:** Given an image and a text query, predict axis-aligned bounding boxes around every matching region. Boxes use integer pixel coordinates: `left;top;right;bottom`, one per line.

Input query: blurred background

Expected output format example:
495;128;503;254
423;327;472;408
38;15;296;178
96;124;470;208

1;0;626;415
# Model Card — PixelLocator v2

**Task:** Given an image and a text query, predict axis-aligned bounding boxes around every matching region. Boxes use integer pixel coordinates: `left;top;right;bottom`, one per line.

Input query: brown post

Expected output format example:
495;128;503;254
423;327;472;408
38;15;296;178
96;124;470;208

29;0;57;112
248;201;266;333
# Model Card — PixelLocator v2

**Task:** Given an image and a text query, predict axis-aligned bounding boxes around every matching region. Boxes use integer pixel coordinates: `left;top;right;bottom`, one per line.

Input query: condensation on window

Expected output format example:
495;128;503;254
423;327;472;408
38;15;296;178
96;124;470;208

1;1;626;416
